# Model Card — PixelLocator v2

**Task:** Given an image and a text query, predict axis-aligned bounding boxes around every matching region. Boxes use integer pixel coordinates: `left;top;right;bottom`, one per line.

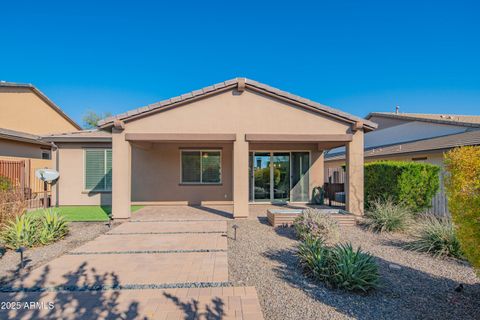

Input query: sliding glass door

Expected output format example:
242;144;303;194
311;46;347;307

250;151;310;203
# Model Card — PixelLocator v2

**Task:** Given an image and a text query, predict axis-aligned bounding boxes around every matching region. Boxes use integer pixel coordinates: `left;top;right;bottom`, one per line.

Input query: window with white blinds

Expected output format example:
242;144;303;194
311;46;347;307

84;149;112;191
181;150;221;184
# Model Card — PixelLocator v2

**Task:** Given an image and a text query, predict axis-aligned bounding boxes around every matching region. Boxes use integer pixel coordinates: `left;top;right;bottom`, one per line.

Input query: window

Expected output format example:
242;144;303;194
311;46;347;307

181;150;221;184
41;150;51;160
84;149;112;191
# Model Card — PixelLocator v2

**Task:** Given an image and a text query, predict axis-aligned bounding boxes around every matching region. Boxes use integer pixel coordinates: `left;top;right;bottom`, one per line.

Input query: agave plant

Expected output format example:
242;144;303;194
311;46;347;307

297;234;331;280
328;243;379;292
1;214;39;249
39;208;69;245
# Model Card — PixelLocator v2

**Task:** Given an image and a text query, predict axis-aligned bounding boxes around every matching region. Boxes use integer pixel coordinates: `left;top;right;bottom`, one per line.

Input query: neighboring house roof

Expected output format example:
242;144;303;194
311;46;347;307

325;130;480;161
365;112;480;128
0;81;82;130
0;127;52;146
42;129;112;143
98;78;377;131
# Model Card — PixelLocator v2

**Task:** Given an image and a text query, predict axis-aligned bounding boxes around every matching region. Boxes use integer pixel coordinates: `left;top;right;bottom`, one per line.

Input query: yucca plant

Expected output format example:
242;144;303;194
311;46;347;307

363;199;412;233
1;214;39;249
406;215;462;258
39;209;69;245
294;208;340;243
328;243;379;292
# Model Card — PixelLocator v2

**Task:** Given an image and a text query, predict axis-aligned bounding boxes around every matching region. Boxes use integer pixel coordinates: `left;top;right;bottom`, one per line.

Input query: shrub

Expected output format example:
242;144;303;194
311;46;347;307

293;208;339;243
39;209;69;245
405;215;462;259
363;199;412;233
297;235;331;280
1;214;39;249
297;238;379;292
364;161;440;213
0;189;26;230
444;146;480;272
0;176;11;191
328;243;379;292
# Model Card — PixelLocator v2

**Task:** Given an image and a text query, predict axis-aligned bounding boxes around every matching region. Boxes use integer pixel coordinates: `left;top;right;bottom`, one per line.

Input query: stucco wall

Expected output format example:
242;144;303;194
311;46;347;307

53;142;113;206
0;87;78;134
131;142;233;204
0;138;48;159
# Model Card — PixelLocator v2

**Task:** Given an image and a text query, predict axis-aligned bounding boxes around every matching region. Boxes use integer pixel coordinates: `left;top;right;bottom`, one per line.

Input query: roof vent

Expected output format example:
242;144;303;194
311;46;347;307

395;106;400;114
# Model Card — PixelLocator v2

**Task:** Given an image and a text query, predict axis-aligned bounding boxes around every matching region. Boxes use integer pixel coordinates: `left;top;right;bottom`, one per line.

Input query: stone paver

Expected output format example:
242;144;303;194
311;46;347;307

0;206;263;319
71;233;227;253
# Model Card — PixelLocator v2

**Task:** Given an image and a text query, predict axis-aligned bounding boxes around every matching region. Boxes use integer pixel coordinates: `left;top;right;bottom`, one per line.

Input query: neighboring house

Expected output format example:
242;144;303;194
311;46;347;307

325;112;480;216
0;81;81;199
44;78;376;218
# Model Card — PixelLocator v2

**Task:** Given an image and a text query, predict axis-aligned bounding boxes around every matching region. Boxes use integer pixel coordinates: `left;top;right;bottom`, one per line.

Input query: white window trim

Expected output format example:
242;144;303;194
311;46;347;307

180;149;222;185
83;148;112;192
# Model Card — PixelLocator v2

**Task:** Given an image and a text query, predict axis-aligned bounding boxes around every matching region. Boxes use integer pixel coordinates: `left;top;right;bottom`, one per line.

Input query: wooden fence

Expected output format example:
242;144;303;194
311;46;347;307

0;159;51;209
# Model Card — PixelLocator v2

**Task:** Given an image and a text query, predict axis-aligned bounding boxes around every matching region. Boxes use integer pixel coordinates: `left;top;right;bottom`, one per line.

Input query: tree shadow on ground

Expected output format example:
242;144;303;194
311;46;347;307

191;205;233;219
263;247;480;320
0;261;143;320
163;292;225;320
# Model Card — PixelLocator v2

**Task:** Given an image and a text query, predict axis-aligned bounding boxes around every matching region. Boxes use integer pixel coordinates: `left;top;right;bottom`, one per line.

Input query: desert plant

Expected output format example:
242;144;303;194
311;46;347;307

293;208;339;243
1;214;39;249
444;146;480;272
297;238;379;292
405;215;462;259
364;161;440;213
39;209;69;245
0;189;26;230
363;199;412;233
297;234;331;280
328;242;379;292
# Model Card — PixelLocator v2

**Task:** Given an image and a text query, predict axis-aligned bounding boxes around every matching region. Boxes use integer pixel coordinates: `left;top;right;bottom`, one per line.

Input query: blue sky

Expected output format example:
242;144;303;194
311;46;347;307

1;1;479;127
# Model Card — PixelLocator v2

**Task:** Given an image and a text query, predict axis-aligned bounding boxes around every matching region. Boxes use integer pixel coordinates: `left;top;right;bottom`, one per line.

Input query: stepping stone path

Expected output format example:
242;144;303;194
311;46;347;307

0;208;264;319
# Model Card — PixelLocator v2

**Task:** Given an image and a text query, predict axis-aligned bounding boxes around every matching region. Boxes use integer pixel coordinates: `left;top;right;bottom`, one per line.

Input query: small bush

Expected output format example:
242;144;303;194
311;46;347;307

444;146;480;272
363;199;412;233
39;209;69;245
0;176;11;191
1;214;39;249
293;208;339;243
297;238;379;292
364;161;440;213
297;235;331;280
405;215;462;259
328;243;379;292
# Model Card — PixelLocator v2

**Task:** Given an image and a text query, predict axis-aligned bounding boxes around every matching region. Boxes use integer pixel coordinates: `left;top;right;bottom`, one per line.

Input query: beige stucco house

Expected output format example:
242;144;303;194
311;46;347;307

45;78;376;219
0;81;81;195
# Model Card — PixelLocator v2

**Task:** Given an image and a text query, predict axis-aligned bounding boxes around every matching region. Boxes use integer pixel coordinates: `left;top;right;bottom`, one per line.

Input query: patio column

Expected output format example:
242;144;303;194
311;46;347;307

345;129;364;215
112;127;131;219
233;135;249;218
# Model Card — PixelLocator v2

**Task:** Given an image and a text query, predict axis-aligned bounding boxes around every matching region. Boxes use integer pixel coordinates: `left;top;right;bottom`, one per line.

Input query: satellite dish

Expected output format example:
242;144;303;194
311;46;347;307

35;168;60;183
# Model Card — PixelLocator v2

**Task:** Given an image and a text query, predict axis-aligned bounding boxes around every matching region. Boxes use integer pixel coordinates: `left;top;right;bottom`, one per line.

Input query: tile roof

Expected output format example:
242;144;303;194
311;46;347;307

0;81;81;130
98;78;377;131
325;129;480;161
0;127;51;146
41;129;112;142
365;112;480;128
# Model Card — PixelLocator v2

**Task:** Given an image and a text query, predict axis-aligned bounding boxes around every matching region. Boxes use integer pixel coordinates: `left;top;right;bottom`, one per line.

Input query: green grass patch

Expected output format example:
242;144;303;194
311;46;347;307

28;205;144;222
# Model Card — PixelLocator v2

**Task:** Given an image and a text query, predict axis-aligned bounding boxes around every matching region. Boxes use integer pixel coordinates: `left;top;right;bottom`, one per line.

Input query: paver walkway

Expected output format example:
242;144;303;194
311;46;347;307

0;206;263;319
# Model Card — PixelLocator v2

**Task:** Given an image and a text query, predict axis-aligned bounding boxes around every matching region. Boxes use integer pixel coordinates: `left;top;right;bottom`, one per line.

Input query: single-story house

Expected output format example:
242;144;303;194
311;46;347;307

325;111;480;215
44;78;377;219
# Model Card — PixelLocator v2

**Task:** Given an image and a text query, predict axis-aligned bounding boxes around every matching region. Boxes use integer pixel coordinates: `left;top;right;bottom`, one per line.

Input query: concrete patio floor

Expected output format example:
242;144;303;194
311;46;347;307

0;206;264;319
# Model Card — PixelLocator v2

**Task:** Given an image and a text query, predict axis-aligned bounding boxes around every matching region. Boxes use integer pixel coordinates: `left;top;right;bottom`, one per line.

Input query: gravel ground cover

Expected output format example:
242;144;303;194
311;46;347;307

0;222;113;285
228;216;480;320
